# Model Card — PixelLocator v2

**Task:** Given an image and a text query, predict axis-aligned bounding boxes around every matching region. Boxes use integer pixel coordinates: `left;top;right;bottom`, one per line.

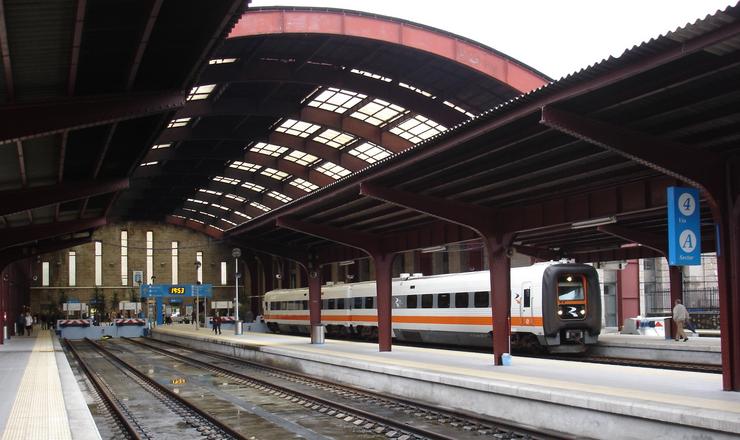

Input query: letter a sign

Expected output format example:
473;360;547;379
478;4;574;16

667;187;701;265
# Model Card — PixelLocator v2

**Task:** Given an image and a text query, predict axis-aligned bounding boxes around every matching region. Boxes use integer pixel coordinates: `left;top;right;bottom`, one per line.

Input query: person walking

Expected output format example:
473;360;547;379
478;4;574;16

17;312;25;336
673;299;690;342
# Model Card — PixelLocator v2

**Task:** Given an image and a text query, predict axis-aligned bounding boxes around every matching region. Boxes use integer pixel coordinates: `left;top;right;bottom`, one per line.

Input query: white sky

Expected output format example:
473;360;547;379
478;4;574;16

248;0;736;80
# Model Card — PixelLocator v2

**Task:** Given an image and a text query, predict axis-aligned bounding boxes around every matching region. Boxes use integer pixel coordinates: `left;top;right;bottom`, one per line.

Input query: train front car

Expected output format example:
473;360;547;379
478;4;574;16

540;264;602;353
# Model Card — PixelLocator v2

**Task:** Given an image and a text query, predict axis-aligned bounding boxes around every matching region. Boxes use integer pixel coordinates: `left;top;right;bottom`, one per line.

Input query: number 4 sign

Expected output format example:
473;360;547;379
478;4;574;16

667;187;701;265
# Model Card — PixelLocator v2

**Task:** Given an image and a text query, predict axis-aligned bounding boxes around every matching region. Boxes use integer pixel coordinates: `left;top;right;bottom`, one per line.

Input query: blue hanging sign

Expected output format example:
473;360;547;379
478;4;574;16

140;284;213;298
667;187;701;266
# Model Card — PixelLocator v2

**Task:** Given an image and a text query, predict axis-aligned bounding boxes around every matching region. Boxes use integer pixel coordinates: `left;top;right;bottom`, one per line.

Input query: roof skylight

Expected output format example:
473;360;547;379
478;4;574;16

274;119;321;138
186;198;208;205
289;178;319;193
199;211;217;218
241;182;265;193
229;161;262;173
250;142;288;157
233;211;251;219
260;167;290;181
213;176;240;185
151;143;171;149
198;189;222;196
350;68;392;82
307;87;366;114
187;84;216;101
139;161;158;167
267;191;293;203
209;58;237;64
225;193;246;202
221;218;237;226
313;129;355;149
399;82;434;98
443;100;475;118
211;203;229;211
390;115;447;144
316;161;351;180
351;99;406;126
250;202;271;212
284;150;319;166
167;118;191;128
348;142;392;163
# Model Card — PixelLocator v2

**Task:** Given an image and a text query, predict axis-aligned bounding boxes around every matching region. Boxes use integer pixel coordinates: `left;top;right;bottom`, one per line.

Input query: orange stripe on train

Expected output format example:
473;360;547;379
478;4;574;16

264;314;543;326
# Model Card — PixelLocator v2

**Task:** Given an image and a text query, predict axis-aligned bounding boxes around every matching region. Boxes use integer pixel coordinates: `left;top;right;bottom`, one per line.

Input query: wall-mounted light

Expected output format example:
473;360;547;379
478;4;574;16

275;273;282;280
338;260;355;266
571;216;617;230
420;245;446;254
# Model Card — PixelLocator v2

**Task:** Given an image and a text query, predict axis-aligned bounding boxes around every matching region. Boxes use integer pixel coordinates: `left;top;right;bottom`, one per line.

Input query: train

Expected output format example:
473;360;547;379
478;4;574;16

263;262;602;353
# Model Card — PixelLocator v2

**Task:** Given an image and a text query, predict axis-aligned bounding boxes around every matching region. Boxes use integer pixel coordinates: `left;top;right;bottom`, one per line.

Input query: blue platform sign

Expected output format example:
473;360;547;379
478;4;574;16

140;284;213;298
667;187;701;266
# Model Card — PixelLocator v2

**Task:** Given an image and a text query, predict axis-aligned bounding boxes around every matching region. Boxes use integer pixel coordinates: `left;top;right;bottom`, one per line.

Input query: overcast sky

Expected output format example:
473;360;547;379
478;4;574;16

248;0;736;80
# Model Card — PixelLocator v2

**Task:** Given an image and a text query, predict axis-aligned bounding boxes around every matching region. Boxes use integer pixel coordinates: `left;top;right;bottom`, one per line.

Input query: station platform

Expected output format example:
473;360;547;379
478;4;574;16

0;329;100;440
594;333;722;365
152;324;740;439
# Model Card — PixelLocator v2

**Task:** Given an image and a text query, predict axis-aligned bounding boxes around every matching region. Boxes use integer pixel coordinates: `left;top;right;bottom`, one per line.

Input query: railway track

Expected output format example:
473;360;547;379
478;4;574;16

66;339;245;440
547;354;723;374
124;336;573;440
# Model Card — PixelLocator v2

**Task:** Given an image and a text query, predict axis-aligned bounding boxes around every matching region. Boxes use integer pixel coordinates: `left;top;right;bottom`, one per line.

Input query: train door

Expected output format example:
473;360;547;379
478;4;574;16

603;283;617;327
519;282;534;326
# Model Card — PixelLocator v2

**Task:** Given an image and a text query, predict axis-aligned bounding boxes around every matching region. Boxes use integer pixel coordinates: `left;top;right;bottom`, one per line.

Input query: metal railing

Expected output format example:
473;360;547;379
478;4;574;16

645;288;719;315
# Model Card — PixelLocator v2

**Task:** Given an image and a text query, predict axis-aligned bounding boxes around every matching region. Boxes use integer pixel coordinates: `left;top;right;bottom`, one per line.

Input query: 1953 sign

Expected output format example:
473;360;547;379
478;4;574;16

169;287;186;294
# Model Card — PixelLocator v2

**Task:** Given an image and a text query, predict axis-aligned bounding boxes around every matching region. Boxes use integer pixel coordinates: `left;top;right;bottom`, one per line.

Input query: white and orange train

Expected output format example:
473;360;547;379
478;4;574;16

264;262;602;353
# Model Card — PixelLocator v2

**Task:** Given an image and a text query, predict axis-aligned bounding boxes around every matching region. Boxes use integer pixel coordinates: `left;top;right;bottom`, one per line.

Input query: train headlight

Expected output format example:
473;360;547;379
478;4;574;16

580;309;586;315
557;310;563;315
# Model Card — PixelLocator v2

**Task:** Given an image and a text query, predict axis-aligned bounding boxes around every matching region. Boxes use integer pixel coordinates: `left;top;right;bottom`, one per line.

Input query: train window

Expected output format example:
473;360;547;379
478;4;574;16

474;291;489;308
523;288;531;308
558;275;585;300
328;299;336;309
271;302;278;311
337;298;345;309
281;301;288;310
392;295;406;309
365;297;374;309
302;300;308;310
406;295;418;308
455;292;469;308
353;297;363;309
322;300;328;309
421;294;433;308
438;293;450;308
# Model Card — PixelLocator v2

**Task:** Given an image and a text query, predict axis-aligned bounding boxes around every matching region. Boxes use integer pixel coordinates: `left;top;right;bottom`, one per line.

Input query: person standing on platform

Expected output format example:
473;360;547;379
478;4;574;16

212;313;221;335
673;299;690;341
17;313;25;336
24;312;33;336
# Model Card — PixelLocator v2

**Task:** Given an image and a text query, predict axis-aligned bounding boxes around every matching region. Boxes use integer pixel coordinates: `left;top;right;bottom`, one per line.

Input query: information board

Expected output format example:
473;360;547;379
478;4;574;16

667;186;701;265
140;284;213;298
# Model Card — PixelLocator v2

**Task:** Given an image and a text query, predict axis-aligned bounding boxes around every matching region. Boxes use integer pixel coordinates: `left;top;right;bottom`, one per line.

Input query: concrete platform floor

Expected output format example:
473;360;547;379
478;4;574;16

153;324;740;439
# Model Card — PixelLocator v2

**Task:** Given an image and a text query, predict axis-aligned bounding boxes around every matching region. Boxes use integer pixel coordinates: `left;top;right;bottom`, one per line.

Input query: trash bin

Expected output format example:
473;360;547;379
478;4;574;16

311;324;325;344
234;320;243;335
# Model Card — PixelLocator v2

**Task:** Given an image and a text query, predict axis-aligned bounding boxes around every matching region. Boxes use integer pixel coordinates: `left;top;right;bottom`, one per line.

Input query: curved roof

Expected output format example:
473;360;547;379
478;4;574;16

119;6;550;234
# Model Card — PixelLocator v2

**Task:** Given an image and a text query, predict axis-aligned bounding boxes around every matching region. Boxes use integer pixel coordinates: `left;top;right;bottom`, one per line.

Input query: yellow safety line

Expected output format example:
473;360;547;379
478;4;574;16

160;326;740;415
1;331;72;440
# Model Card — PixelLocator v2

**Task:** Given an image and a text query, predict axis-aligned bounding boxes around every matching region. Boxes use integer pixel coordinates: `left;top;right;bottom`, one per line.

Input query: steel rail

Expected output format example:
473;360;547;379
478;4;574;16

83;338;246;440
64;340;144;440
129;337;568;440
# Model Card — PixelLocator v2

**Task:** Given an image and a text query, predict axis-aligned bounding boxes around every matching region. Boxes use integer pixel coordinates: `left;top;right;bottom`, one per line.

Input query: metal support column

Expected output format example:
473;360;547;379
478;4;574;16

483;235;512;365
716;197;740;390
373;253;395;352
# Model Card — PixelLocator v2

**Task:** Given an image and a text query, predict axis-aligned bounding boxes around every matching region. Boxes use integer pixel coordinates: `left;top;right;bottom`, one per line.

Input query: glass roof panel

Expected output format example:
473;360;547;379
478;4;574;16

199;211;217;218
443;100;475;118
151;143;171;149
275;119;321;138
350;68;392;82
267;191;292;203
167;117;191;128
187;84;216;101
398;82;434;98
209;58;237;64
316;161;351;180
221;218;237;226
233;211;251;219
250;202;271;212
213;176;240;185
351;99;406;126
260;167;290;181
307;87;367;114
198;189;222;196
139;161;158;167
186;198;208;205
250;142;288;157
229;161;262;173
284;150;319;166
347;142;392;163
313;129;356;149
389;115;447;144
225;193;246;202
289;178;319;193
211;203;229;211
241;182;265;193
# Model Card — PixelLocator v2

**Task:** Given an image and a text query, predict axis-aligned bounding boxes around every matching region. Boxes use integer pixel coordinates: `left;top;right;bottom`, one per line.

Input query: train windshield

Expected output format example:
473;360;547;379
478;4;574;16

557;275;585;301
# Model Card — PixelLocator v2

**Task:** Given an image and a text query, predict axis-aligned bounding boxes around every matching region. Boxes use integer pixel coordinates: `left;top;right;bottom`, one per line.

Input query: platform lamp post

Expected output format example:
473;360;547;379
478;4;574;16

232;248;243;335
194;261;201;330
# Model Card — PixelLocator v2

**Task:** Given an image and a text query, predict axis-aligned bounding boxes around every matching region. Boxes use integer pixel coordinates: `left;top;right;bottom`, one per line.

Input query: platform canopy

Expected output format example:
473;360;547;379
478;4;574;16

0;0;246;263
